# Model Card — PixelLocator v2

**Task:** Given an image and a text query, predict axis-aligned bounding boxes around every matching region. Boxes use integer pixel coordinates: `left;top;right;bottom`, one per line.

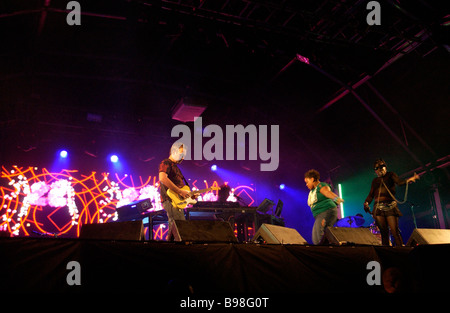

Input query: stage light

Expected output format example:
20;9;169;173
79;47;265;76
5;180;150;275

279;184;285;190
110;155;119;163
338;183;345;217
211;164;217;171
296;53;310;64
60;150;68;158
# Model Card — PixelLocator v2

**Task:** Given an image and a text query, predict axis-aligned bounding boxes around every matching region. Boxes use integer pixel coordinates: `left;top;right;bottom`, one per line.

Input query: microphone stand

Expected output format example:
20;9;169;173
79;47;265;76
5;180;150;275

233;194;248;206
407;201;418;229
32;230;58;238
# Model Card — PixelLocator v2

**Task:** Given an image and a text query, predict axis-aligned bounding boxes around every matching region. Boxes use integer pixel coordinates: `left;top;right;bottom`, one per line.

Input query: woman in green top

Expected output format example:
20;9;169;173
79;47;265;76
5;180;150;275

305;169;344;244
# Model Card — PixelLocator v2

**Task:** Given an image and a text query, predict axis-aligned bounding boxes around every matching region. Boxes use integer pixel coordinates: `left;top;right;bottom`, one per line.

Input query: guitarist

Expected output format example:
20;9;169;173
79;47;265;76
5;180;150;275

159;142;189;240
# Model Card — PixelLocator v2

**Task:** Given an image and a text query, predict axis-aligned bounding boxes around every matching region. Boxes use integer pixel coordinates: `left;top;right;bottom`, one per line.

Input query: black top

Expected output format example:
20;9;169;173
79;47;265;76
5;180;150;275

365;172;406;204
158;158;186;202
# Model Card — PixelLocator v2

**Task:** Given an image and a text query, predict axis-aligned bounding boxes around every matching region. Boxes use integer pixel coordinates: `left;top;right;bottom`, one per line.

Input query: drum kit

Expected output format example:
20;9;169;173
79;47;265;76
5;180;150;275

335;214;365;228
335;214;381;235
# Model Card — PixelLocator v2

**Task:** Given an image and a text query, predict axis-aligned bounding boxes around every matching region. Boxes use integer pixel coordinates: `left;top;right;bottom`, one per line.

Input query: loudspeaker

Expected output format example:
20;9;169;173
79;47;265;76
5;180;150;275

252;223;308;244
323;227;380;245
406;228;450;246
171;220;238;243
80;221;144;241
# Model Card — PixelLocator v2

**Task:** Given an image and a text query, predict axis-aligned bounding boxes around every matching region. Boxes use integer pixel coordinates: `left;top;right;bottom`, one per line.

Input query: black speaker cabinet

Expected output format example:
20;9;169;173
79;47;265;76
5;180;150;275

80;220;144;241
171;220;238;243
406;228;450;246
323;227;380;245
252;223;308;245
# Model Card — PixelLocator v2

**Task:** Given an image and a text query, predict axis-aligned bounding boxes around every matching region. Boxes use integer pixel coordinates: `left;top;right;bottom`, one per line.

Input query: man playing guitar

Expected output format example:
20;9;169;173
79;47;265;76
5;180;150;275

158;142;219;240
159;142;190;240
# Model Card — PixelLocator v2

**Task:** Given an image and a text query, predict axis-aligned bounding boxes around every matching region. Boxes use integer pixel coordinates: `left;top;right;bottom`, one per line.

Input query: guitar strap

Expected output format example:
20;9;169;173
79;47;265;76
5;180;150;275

172;159;189;188
182;173;190;188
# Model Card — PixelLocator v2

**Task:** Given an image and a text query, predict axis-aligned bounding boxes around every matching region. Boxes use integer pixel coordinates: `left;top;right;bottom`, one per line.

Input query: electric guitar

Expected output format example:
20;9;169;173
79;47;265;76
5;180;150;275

167;185;221;209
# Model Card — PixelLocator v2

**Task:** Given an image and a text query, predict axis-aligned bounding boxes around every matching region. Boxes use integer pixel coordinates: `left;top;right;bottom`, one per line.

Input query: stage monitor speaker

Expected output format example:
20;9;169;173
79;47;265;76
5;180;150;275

323;227;380;245
406;228;450;246
80;220;144;241
172;220;238;243
252;223;308;245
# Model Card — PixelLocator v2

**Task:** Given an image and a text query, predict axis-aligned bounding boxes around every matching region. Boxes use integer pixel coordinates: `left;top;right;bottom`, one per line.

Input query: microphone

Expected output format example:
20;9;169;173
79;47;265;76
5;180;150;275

233;193;243;200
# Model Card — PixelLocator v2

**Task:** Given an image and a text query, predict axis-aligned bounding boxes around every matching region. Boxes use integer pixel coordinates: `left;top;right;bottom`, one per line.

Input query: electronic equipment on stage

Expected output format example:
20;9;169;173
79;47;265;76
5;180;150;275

274;199;283;217
256;198;275;213
192;201;240;208
116;198;153;221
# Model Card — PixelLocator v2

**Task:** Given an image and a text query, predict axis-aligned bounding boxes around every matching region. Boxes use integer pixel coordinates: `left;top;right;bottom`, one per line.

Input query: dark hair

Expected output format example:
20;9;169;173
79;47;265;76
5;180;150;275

304;169;320;181
217;184;231;202
374;158;387;168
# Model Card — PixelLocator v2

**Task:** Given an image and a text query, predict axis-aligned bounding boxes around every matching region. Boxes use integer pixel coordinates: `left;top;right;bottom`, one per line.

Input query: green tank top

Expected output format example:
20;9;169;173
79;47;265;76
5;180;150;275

307;182;337;217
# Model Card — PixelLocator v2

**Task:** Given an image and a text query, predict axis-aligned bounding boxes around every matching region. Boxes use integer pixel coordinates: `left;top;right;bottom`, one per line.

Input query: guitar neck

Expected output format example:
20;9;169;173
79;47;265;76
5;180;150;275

190;187;214;195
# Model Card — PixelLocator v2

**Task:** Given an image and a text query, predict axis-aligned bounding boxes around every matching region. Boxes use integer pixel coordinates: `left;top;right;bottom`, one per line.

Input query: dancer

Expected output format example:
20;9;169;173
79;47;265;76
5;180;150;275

305;169;344;245
364;158;419;246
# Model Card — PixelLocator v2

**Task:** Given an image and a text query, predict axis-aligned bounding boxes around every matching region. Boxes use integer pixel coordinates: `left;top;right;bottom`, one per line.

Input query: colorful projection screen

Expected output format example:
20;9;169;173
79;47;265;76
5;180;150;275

0;166;255;239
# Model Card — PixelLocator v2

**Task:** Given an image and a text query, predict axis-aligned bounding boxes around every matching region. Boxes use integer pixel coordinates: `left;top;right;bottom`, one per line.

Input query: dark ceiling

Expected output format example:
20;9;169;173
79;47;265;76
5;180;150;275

1;0;449;185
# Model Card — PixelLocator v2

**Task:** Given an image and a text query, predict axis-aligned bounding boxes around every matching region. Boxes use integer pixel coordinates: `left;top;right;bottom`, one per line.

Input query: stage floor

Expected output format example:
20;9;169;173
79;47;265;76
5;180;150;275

1;237;448;295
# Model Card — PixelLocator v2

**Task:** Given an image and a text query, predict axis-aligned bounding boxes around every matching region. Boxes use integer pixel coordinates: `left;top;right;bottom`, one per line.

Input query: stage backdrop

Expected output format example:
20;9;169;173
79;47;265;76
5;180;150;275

0;166;255;239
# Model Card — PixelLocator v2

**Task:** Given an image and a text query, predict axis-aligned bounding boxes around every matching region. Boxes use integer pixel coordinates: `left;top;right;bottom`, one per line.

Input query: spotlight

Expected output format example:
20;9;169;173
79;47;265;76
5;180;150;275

279;184;285;190
211;164;217;171
60;150;68;158
110;155;119;163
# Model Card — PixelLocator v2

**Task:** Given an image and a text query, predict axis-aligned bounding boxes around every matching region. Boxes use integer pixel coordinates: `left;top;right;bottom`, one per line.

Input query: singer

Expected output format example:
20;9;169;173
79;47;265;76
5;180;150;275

364;158;419;246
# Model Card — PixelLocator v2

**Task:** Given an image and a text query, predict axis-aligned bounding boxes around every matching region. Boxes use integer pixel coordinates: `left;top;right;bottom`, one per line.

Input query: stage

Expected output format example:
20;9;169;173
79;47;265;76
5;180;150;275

1;237;448;295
